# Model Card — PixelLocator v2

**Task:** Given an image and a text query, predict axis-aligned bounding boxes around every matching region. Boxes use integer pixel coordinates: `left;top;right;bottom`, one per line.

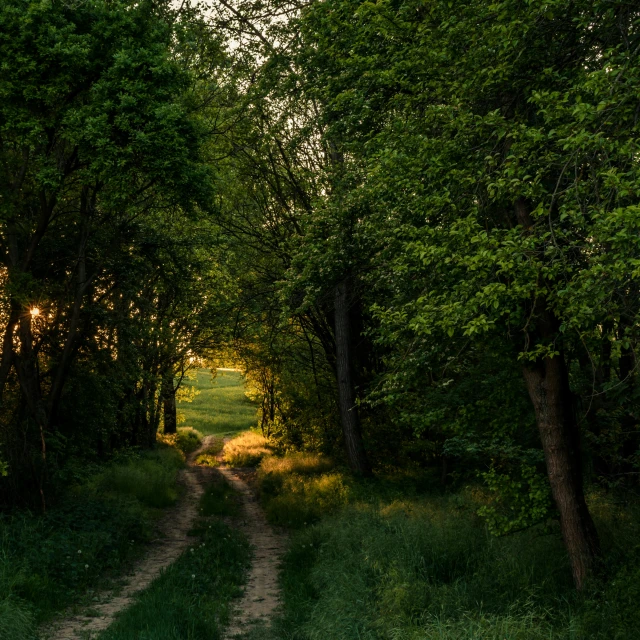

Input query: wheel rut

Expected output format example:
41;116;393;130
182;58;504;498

218;464;286;638
45;438;216;640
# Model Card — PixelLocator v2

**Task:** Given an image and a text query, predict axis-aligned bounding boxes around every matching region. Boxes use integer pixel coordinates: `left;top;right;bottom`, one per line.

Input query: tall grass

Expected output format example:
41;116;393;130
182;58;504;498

95;447;184;508
258;453;348;528
223;431;273;467
0;445;185;635
244;454;640;640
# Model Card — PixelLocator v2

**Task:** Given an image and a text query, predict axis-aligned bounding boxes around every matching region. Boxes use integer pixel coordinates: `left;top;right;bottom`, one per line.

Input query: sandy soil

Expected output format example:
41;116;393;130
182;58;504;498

44;438;216;640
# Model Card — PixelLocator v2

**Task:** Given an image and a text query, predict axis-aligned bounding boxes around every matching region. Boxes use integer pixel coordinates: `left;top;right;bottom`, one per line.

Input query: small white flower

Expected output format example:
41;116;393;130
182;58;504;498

191;574;195;579
84;564;89;569
77;550;82;554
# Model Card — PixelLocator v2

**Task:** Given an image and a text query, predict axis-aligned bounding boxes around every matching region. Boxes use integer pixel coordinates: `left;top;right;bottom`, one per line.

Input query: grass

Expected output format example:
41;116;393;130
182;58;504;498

235;452;640;640
199;474;242;518
178;369;257;436
94;446;184;508
0;444;187;639
223;431;273;467
195;438;225;468
97;517;250;640
158;426;203;456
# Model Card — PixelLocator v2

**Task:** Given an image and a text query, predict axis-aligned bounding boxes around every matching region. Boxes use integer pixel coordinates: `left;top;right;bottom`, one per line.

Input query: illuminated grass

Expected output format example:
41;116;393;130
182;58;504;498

223;432;273;467
179;369;257;436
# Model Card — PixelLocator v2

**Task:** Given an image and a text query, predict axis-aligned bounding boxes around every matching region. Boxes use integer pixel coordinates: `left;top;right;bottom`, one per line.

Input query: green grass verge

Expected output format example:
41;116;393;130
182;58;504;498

240;454;640;640
0;446;185;639
179;369;257;437
97;511;250;639
199;473;242;518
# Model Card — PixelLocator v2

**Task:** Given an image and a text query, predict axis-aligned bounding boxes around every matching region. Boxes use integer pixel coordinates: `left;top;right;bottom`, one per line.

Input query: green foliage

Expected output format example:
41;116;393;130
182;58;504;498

0;443;185;626
478;464;553;536
0;596;35;640
257;453;349;528
97;518;250;640
175;427;203;455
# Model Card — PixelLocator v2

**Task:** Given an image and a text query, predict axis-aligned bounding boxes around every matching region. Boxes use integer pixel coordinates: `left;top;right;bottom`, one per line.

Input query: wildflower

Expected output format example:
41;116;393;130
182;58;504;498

191;574;195;579
77;550;82;554
84;564;89;569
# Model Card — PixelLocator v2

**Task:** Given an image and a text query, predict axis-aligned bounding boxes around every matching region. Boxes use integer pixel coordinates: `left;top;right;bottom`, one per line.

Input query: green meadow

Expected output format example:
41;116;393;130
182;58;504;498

179;369;257;436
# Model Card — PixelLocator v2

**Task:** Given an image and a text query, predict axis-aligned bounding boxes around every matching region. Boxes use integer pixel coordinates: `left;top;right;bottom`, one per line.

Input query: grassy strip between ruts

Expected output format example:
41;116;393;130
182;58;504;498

97;474;250;640
0;434;201;640
227;443;640;640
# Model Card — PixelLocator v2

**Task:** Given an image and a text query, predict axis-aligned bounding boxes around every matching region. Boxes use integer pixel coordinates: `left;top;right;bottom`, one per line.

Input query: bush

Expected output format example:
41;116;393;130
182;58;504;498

223;431;272;467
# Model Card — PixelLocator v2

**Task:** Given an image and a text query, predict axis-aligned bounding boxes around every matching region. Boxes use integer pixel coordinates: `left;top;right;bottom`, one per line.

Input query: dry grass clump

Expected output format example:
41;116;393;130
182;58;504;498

223;431;273;467
259;452;333;477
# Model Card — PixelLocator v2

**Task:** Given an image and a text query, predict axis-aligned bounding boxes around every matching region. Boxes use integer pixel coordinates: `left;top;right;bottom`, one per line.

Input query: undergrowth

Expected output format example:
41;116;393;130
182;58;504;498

0;444;185;638
241;453;640;640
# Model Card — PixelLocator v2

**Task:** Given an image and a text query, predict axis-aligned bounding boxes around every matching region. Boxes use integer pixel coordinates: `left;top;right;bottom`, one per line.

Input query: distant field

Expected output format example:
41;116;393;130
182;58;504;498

178;369;257;436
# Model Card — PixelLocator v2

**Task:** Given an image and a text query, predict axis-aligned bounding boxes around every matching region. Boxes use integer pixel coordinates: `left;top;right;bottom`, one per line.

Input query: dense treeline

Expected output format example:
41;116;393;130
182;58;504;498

0;0;232;507
2;0;640;596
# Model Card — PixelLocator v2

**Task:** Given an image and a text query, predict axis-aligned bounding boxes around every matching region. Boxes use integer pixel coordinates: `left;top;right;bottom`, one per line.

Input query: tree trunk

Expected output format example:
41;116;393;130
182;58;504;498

334;277;371;476
162;373;177;435
515;196;601;589
522;348;601;590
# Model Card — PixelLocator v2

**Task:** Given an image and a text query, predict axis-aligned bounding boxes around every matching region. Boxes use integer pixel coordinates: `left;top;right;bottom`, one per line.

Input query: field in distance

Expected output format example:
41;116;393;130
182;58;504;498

179;369;257;436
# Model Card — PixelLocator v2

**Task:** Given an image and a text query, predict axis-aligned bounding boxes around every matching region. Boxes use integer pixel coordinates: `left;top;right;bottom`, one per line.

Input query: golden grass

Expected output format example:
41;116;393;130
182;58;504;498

222;431;273;467
259;452;333;477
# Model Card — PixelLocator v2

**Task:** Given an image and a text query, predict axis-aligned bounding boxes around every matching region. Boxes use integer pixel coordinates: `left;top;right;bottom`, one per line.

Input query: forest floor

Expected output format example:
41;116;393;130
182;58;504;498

45;438;216;640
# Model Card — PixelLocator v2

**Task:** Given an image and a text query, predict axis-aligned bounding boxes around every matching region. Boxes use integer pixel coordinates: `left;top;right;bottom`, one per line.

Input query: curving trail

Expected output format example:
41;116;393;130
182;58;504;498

43;434;286;639
45;439;216;640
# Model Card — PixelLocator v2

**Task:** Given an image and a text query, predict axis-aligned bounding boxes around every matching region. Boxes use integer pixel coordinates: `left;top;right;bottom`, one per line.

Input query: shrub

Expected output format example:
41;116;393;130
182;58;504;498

223;432;272;467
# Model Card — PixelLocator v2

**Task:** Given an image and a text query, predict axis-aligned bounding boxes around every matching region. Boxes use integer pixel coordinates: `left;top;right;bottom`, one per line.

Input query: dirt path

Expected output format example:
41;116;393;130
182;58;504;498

45;438;217;640
218;464;287;638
